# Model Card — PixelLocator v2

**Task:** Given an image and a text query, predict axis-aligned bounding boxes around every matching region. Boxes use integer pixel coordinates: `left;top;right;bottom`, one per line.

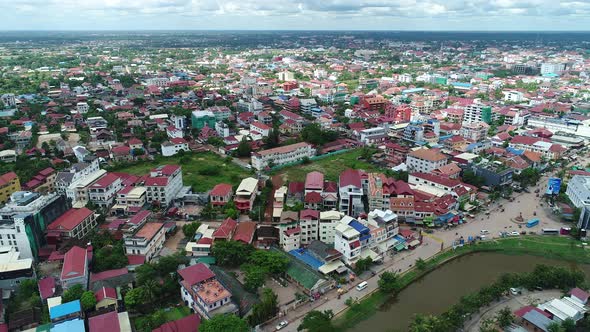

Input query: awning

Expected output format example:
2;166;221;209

464;203;477;211
394;243;406;251
408;240;421;247
318;261;346;275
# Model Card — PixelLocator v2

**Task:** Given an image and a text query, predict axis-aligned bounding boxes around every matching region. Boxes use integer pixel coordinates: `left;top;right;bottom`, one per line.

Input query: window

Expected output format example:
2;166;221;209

16;226;20;233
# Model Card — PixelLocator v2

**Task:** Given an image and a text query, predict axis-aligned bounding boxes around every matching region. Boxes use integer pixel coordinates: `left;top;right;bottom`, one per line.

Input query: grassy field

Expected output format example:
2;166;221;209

334;236;590;329
273;149;380;182
110;152;252;192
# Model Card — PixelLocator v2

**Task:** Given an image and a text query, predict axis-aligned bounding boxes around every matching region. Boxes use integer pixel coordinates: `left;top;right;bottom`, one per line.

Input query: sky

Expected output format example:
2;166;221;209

2;0;590;31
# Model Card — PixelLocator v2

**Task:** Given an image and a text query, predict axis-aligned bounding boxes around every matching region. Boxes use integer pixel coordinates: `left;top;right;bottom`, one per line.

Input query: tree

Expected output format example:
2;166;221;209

547;321;562;332
378;271;400;294
80;291;97;311
462;170;485;187
236;137;252;157
182;221;202;240
495;307;514;328
298;310;335;332
200;314;249;332
242;265;266;292
142;280;159;303
478;318;498;332
62;284;85;303
561;318;576;332
415;258;428;271
264;129;280;149
247;288;278;326
213;240;253;267
353;257;373;274
124;287;145;311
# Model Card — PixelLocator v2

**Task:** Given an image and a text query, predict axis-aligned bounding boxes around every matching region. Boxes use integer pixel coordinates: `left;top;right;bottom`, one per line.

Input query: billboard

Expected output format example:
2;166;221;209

546;177;562;195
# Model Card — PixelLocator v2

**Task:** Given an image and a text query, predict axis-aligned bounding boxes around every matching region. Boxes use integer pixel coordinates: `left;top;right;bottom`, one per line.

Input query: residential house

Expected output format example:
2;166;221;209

234;177;258;212
209;183;233;207
88;173;122;208
251;142;316;171
124;222;165;262
46;207;96;244
0;172;20;205
339;169;364;217
406;148;448;173
161;138;189;157
60;246;89;290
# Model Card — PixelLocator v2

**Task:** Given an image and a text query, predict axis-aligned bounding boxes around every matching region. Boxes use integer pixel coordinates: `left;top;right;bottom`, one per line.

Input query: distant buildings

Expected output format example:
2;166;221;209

251;142;316;171
406;148;448;173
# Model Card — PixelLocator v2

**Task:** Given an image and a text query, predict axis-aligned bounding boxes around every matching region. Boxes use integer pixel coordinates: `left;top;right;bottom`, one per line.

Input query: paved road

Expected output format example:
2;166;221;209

264;174;568;332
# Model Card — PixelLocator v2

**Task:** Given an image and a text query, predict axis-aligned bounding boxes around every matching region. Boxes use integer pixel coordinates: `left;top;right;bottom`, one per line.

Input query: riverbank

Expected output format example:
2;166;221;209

333;235;590;330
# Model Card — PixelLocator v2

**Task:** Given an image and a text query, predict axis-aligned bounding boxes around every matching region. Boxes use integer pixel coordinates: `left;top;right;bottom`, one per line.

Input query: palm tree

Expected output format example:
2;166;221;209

142;279;159;303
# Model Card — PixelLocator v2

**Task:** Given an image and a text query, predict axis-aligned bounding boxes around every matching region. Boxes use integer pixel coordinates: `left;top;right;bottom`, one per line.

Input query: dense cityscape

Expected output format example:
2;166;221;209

0;29;590;332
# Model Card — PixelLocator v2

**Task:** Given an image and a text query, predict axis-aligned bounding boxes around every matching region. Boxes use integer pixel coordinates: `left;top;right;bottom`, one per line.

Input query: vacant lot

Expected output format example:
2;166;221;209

111;152;252;192
274;149;379;182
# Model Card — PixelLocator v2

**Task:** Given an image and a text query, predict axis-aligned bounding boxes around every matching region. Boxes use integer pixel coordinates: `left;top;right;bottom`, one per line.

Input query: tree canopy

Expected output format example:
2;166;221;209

200;314;250;332
298;310;336;332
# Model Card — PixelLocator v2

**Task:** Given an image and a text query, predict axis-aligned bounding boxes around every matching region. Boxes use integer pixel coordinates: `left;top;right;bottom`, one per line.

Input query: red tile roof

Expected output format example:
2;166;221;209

152;313;201;332
284;226;301;236
210;183;233;197
38;277;55;300
91;173;120;188
300;209;319;219
170;137;187;145
213;218;237;239
232;221;256;244
305;191;323;203
127;255;145;265
90;268;129;283
305;171;324;190
178;263;215;286
47;208;93;232
340;169;362;188
0;172;18;186
134;223;164;242
95;286;117;303
61;246;87;281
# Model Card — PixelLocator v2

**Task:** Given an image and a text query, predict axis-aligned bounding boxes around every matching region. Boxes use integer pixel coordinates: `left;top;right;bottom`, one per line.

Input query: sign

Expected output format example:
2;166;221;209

546;177;562;195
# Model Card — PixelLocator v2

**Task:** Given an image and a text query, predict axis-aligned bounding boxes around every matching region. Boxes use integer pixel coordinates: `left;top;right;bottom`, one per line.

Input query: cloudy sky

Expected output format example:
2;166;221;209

2;0;590;30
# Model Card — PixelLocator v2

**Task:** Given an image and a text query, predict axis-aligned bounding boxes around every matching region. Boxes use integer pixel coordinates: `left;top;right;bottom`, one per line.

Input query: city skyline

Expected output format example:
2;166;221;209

2;0;590;31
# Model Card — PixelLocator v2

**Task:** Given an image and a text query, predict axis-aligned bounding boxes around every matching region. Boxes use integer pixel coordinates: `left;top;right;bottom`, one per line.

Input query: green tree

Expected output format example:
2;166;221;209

495;307;514;328
242;265;266;292
62;284;85;303
479;318;497;332
236;137;252;157
561;318;576;332
547;321;562;332
247;288;279;326
353;257;373;274
213;240;254;267
462;170;485;187
415;258;428;271
124;287;145;311
200;314;249;332
298;310;335;332
378;271;400;294
264;129;280;149
182;221;202;240
80;291;97;311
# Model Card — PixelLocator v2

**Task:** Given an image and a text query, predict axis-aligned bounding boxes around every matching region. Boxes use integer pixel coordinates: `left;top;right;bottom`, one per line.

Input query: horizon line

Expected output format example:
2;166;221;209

1;29;590;33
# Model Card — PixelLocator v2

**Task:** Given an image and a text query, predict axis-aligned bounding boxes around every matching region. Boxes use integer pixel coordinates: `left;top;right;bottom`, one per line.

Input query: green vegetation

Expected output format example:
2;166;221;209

247;288;279;326
274;149;379;182
335;236;590;330
133;306;192;332
182;221;202;240
298;310;336;332
200;314;250;332
109;151;250;192
89;231;129;273
62;284;85;303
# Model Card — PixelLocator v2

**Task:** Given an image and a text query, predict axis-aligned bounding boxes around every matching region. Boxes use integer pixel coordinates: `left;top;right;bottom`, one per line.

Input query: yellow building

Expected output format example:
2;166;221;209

0;172;20;204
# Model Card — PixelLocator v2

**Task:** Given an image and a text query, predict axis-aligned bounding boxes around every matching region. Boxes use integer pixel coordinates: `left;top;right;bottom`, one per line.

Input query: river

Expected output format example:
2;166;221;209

349;253;590;332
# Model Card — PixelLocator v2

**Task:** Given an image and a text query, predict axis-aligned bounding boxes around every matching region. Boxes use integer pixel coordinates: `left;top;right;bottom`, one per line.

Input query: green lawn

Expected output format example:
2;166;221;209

133;306;192;332
163;306;191;321
110;152;252;192
274;149;380;182
334;236;590;329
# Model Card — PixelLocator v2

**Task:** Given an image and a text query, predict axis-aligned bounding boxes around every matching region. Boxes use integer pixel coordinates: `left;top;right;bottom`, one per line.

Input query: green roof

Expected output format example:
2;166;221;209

273;248;325;290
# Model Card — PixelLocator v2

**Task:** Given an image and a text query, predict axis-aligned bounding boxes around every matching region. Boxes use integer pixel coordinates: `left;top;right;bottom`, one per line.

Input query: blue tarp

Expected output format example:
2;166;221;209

289;249;323;270
394;235;407;244
51;319;85;332
506;147;525;155
360;234;372;242
49;300;81;320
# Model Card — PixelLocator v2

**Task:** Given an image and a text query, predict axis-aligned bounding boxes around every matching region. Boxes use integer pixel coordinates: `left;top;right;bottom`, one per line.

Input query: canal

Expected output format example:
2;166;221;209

349;252;590;332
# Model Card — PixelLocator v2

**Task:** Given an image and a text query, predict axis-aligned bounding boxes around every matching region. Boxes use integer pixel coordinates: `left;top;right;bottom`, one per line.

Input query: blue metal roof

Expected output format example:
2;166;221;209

49;300;81;320
402;88;425;94
506;147;525;155
289;249;323;270
360;234;372;242
522;310;552;332
394;235;406;243
349;220;369;234
451;82;472;88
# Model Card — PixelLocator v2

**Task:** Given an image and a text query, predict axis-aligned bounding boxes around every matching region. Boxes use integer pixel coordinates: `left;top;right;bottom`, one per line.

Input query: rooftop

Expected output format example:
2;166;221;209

47;208;93;232
132;222;164;242
194;279;232;305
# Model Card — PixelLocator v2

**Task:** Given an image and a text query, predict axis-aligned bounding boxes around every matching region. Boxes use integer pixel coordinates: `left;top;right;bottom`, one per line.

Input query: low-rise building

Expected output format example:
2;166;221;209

234;177;258;212
251;142;316;171
406;148;448;173
161;138;189;157
60;246;89;290
88;173;122;208
124;222;165;262
0;246;34;291
209;183;233;207
46;207;96;244
0;172;20;205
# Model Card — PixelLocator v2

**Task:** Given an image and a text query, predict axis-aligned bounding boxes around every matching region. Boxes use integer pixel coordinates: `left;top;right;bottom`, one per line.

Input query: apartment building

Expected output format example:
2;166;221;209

179;263;238;319
250;121;271;137
46;207;96;244
508;136;566;160
88;173;122;208
251;142;316;171
112;186;147;215
299;209;320;245
144;165;183;207
124;222;165;262
359;127;388;145
463;102;493;125
318;210;344;244
0;191;69;260
406;148;448;173
67;169;107;207
459;121;490;142
338;169;365;217
566;175;590;209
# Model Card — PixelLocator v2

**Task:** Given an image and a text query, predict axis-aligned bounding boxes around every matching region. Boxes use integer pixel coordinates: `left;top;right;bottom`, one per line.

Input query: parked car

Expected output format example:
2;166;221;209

276;320;289;330
510;287;522;295
480;230;490;235
510;231;520;237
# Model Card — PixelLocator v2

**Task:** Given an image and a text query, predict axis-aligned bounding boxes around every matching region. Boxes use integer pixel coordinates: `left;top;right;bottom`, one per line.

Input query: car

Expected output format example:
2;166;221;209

510;231;520;237
480;230;490;235
510;287;522;295
276;320;289;330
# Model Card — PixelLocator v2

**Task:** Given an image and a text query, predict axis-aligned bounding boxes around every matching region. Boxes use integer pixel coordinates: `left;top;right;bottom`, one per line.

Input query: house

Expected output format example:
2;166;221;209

250;121;271;137
569;288;589;305
0;172;20;204
232;221;256;244
124;222;165;262
212;218;237;241
46;207;97;244
38;277;56;300
111;145;132;162
95;286;118;310
161;138;189;157
89;173;123;208
49;300;83;323
251;142;316;171
210;183;233;207
60;246;88;290
281;227;301;252
88;310;133;332
144;165;183;207
178;263;238;319
234;177;258;212
153;314;201;332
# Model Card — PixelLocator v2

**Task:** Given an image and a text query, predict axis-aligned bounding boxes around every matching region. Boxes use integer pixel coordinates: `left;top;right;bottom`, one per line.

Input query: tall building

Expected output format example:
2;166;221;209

463;103;492;125
406;148;448;173
144;165;183;207
540;63;566;75
567;175;590;209
0;192;70;259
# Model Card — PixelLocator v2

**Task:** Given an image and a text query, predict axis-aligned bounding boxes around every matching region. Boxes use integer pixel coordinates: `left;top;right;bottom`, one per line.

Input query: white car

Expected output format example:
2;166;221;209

510;231;520;237
480;230;490;235
276;320;289;330
510;288;521;295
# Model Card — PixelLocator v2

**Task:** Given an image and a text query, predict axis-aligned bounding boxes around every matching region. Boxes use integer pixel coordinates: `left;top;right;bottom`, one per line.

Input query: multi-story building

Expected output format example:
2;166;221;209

88;173;122;208
209;183;233;207
60;246;89;290
509;136;566;160
146;77;169;87
406;148;448;173
459;121;489;142
76;102;89;114
234;177;258;212
359;127;388;145
0;191;69;260
178;263;238;319
502;90;524;102
319;210;344;244
281;227;301;252
0;246;34;291
469;163;514;187
55;160;101;195
338;169;365;217
1;93;16;107
277;71;295;81
567;175;590;209
362;96;387;112
463;102;492;125
191;111;217;130
46;207;96;244
250;121;271;137
144;165;183;207
299;209;320;244
112;186;147;215
124;222;165;262
540;62;566;75
161;138;189;157
251;142;316;171
0;172;20;205
67;169;107;207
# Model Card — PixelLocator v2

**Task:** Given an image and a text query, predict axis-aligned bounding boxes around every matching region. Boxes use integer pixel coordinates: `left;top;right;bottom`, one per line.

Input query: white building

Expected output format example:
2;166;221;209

406;148;448;173
281;227;301;252
338;169;364;217
463;102;492;125
566;175;590;209
502;90;524;103
540;63;566;75
359;127;387;145
251;142;316;171
146;77;169;87
250;121;271;137
144;165;183;207
66;169;106;207
76;102;89;114
161;138;189;157
88;173;122;208
0;246;34;291
319;211;344;244
277;71;295;81
1;93;16;107
124;222;165;262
